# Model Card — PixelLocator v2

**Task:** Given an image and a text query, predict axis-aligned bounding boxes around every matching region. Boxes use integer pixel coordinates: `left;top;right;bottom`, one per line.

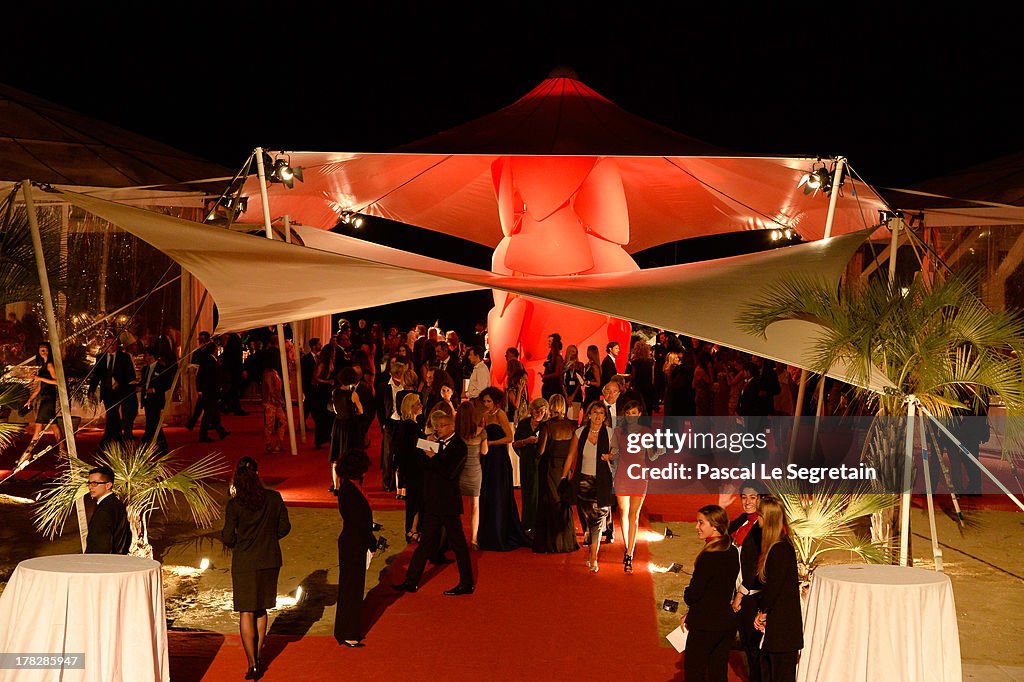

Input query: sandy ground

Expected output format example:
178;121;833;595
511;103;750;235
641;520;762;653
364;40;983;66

2;480;1022;675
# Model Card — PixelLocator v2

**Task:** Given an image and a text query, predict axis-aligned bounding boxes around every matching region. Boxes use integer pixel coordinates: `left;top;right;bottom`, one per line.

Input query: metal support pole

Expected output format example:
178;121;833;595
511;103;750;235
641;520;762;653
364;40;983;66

917;413;943;571
899;399;917;567
822;157;846;239
787;369;808;464
888;217;902;290
284;216;307;444
921;404;1024;512
23;181;88;552
254;150;298;456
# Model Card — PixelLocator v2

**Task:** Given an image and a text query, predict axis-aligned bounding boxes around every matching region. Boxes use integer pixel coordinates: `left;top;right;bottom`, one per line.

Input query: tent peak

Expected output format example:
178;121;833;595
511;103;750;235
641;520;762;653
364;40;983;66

546;65;580;80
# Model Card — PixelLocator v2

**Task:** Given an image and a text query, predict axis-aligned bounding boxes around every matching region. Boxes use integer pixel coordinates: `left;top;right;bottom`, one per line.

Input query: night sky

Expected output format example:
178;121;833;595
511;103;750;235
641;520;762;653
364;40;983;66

4;4;1020;331
4;4;1020;187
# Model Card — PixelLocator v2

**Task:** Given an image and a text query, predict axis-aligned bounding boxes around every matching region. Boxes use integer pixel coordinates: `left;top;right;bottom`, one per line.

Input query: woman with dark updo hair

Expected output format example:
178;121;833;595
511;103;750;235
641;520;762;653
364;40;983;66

222;457;291;679
334;449;378;648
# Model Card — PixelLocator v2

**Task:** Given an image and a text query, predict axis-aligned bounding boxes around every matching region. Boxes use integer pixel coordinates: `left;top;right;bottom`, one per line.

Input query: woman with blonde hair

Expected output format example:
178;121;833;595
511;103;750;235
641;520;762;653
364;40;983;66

562;344;584;421
393;393;424;542
456;401;488;549
752;496;803;682
681;504;739;682
533;394;579;553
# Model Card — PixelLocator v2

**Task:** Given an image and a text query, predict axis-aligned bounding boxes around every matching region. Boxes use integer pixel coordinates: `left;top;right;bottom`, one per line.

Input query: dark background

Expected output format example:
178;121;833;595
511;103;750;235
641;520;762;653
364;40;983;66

4;4;1018;186
4;4;1018;334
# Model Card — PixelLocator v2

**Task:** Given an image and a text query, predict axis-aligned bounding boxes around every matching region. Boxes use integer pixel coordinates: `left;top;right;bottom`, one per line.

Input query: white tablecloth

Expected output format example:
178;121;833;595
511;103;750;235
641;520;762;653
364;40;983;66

797;564;961;682
0;554;169;682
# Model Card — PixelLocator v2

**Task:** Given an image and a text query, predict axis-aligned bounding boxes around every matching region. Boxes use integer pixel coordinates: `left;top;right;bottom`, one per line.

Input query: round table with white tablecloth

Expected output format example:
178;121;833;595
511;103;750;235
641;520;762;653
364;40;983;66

797;564;961;682
0;554;168;682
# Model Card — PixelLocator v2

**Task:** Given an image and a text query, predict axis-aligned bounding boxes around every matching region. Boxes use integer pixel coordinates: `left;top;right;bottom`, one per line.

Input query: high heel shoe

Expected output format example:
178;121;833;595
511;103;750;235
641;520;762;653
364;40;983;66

624;554;633;573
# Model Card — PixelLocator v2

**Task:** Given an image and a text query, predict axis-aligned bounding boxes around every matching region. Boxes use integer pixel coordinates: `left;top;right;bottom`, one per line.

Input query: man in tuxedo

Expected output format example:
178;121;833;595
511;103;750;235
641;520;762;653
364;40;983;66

300;337;322;424
88;333;137;450
377;362;406;492
186;331;213;430
85;465;131;554
601;341;621;388
195;342;229;443
435;343;463;401
140;347;172;454
393;410;473;595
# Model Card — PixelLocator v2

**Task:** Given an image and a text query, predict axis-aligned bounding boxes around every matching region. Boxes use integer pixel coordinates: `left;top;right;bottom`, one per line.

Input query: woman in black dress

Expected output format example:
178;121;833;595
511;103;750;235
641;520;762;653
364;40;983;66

629;341;655;417
17;342;61;469
512;397;549;534
583;345;602;407
562;401;617;572
753;496;803;682
335;450;378;648
532;395;579;554
329;367;364;492
540;333;565;400
312;345;337;448
394;393;424;542
730;480;766;682
222;457;291;679
682;504;739;682
562;344;584;421
478;387;530;551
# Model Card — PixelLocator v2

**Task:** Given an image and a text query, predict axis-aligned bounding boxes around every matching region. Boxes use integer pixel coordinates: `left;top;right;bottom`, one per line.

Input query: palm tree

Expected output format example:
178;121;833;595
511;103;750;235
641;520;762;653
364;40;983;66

740;272;1024;548
34;441;227;558
770;482;896;580
0;378;29;452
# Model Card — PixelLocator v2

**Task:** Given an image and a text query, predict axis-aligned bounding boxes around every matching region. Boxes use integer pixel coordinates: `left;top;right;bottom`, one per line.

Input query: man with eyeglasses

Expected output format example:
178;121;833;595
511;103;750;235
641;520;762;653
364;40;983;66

85;466;131;555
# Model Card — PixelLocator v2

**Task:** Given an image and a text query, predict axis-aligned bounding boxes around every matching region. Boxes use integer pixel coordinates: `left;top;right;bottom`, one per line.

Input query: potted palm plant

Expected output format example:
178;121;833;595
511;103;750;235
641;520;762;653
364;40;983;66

34;441;227;558
740;272;1024;550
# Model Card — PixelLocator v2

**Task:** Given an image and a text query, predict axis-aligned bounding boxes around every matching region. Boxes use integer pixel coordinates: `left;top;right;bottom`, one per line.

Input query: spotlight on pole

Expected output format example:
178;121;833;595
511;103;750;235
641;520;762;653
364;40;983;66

263;153;304;189
199;558;210;570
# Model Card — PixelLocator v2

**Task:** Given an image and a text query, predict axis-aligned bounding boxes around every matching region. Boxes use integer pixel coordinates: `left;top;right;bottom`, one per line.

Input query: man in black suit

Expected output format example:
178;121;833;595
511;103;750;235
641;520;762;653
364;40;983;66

435;344;463;401
393;410;474;595
601;341;620;388
186;331;213;430
88;333;137;450
377;360;406;492
300;337;321;424
85;465;131;554
195;342;229;443
140;347;172;454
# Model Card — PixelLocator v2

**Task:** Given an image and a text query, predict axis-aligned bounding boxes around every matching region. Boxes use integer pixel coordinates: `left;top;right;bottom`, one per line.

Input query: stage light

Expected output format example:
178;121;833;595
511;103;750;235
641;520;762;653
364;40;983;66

662;599;679;613
339;211;365;229
770;230;781;241
199;558;210;570
664;527;674;539
640;529;666;543
295;586;304;603
784;229;794;240
264;153;304;189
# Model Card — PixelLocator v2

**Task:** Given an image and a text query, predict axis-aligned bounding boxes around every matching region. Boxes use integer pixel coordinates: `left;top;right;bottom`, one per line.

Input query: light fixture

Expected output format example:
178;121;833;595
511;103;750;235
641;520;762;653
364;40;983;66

295;585;304;603
199;558;210;570
664;527;674;539
770;229;781;241
784;228;794;240
798;164;829;195
263;152;304;189
339;210;365;228
662;599;679;613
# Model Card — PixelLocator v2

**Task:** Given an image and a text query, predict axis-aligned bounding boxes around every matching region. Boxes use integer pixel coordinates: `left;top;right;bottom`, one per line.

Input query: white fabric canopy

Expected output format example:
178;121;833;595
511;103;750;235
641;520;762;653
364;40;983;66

57;189;892;391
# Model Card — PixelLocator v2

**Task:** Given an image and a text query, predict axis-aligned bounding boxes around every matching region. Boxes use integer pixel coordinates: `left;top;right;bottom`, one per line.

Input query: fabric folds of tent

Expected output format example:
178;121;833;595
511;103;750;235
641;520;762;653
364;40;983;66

56;189;892;392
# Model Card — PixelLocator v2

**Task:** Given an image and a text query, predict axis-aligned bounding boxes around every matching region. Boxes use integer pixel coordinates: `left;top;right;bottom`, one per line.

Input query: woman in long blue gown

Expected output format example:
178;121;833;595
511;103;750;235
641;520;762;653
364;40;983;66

477;387;530;551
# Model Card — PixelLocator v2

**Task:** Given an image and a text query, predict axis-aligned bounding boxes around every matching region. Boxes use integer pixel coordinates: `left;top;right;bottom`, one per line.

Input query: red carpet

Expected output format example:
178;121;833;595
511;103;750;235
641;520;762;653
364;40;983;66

171;530;754;682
